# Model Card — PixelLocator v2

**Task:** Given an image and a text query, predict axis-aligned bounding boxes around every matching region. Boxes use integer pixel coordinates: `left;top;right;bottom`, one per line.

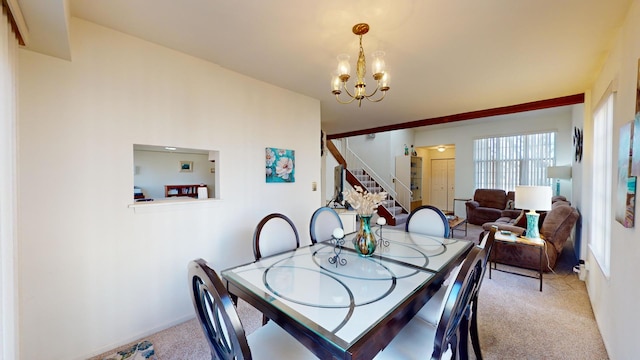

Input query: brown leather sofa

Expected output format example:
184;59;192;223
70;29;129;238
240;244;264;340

481;200;579;271
465;189;515;225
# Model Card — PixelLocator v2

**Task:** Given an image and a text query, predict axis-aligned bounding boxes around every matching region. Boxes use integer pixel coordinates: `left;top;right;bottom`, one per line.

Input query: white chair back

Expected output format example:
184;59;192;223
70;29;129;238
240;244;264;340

310;207;344;244
253;213;300;260
406;205;450;238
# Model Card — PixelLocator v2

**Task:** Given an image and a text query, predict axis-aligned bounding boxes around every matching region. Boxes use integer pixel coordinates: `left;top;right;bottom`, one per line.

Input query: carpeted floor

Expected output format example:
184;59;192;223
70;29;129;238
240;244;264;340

91;224;608;359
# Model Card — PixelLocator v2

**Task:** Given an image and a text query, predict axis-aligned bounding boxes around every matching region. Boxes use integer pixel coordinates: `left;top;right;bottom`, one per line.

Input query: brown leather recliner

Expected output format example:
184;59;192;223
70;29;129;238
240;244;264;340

465;189;514;225
487;203;580;272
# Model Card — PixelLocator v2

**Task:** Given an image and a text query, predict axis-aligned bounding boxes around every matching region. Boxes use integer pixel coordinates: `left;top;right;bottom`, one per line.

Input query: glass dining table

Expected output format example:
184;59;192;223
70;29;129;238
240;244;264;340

222;227;474;360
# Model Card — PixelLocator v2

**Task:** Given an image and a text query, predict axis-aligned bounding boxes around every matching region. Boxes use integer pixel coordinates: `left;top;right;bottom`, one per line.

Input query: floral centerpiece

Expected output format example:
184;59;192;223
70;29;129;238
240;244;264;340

342;185;387;256
342;185;387;216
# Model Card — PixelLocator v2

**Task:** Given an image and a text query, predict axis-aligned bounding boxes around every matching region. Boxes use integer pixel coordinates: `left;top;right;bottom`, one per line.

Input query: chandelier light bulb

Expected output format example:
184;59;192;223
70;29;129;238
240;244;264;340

331;74;342;93
380;72;390;91
336;54;351;78
371;51;386;77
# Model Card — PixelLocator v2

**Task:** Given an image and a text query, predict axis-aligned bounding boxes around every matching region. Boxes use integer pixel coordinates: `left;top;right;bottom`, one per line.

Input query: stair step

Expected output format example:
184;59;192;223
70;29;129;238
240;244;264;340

386;206;404;215
393;213;410;226
360;180;376;187
381;200;395;207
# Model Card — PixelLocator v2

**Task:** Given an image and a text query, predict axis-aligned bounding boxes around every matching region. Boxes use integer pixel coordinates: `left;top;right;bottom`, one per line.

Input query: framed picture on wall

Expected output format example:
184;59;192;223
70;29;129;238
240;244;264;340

615;121;636;228
180;161;193;172
265;147;295;183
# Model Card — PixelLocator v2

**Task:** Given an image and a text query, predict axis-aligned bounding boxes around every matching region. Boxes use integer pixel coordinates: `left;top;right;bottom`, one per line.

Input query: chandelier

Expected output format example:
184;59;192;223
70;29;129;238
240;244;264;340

331;23;390;107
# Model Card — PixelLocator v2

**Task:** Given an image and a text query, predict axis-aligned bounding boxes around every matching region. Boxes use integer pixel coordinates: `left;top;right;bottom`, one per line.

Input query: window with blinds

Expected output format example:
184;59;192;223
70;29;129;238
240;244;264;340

473;132;556;191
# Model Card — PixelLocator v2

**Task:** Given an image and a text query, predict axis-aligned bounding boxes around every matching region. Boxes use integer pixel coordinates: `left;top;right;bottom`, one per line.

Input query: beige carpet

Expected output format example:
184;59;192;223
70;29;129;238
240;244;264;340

91;224;608;359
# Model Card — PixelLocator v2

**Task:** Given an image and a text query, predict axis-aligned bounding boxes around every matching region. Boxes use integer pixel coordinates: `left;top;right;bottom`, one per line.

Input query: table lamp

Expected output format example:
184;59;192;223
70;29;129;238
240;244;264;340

546;166;572;196
515;186;552;240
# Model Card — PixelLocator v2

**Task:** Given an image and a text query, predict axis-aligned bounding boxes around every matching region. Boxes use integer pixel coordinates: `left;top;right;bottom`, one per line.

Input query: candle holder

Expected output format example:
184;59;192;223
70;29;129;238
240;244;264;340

328;228;347;267
376;217;389;248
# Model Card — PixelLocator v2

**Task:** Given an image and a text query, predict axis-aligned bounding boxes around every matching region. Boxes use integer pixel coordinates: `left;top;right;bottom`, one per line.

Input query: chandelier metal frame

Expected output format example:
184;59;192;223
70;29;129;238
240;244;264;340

331;23;390;107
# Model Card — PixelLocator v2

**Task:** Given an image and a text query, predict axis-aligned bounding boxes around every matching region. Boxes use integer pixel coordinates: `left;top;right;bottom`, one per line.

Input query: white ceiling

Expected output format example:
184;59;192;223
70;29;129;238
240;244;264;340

16;0;631;136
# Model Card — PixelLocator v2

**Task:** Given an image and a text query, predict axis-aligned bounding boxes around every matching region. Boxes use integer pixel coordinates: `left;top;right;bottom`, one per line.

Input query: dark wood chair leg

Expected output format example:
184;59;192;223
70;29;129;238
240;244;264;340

470;300;483;360
226;280;239;306
458;315;470;358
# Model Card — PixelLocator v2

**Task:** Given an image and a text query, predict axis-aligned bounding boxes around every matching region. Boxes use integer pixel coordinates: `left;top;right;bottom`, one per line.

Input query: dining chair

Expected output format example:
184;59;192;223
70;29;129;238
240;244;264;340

252;213;300;325
188;259;317;360
253;213;300;261
309;206;344;244
467;225;498;360
374;246;485;360
405;205;451;238
412;226;497;360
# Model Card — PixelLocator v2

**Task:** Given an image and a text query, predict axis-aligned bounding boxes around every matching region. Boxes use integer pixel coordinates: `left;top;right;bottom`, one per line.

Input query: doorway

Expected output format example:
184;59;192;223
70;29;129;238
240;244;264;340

417;145;455;213
431;158;455;212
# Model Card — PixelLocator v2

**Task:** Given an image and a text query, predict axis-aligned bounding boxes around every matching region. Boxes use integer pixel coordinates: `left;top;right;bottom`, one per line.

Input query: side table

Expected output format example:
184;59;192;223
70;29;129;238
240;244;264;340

449;198;471;238
447;216;467;238
489;232;545;291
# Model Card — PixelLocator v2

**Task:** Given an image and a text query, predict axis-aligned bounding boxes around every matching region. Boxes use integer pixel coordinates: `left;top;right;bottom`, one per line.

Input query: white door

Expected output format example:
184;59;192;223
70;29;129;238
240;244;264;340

431;159;455;212
431;159;448;210
447;159;456;213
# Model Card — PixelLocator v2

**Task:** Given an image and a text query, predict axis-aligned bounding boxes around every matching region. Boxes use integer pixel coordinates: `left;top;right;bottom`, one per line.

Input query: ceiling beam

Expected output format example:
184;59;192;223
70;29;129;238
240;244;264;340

326;93;584;140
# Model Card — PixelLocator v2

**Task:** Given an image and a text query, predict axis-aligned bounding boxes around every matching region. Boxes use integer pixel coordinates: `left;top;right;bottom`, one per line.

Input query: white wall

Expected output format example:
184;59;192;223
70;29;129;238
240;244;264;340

347;132;393;185
582;0;640;357
413;106;575;204
389;129;415;183
324;138;343;203
1;8;19;360
17;18;321;360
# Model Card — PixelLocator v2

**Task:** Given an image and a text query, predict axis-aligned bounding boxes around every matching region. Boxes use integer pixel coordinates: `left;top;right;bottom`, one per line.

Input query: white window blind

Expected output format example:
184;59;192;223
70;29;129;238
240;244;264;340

591;93;613;277
474;132;556;191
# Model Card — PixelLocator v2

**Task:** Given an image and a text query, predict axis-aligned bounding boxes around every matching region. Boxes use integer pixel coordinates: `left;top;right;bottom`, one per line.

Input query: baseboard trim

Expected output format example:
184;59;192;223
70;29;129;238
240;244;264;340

78;314;195;360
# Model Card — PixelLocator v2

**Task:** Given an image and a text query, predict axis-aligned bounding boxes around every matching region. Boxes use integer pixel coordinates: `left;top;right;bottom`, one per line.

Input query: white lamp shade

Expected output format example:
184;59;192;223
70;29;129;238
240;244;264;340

515;186;552;211
547;166;572;179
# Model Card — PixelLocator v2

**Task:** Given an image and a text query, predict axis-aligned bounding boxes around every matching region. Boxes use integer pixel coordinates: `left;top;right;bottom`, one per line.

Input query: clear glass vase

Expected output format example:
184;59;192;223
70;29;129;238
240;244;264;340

354;215;377;256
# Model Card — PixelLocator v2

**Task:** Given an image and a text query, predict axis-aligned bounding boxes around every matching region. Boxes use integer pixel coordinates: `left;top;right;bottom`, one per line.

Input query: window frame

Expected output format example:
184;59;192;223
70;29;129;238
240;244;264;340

473;131;556;192
590;91;614;277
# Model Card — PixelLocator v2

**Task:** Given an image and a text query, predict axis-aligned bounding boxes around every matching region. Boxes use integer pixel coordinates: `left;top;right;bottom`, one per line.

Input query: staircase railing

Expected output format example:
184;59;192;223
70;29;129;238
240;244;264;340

391;175;412;212
326;139;412;226
344;145;396;199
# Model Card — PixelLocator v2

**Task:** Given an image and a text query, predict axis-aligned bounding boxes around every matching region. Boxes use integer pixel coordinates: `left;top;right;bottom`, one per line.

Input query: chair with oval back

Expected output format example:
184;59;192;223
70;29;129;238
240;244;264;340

309;207;344;244
252;213;300;325
374;246;485;359
188;259;316;360
253;213;300;261
405;205;451;238
410;226;497;360
467;225;497;360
